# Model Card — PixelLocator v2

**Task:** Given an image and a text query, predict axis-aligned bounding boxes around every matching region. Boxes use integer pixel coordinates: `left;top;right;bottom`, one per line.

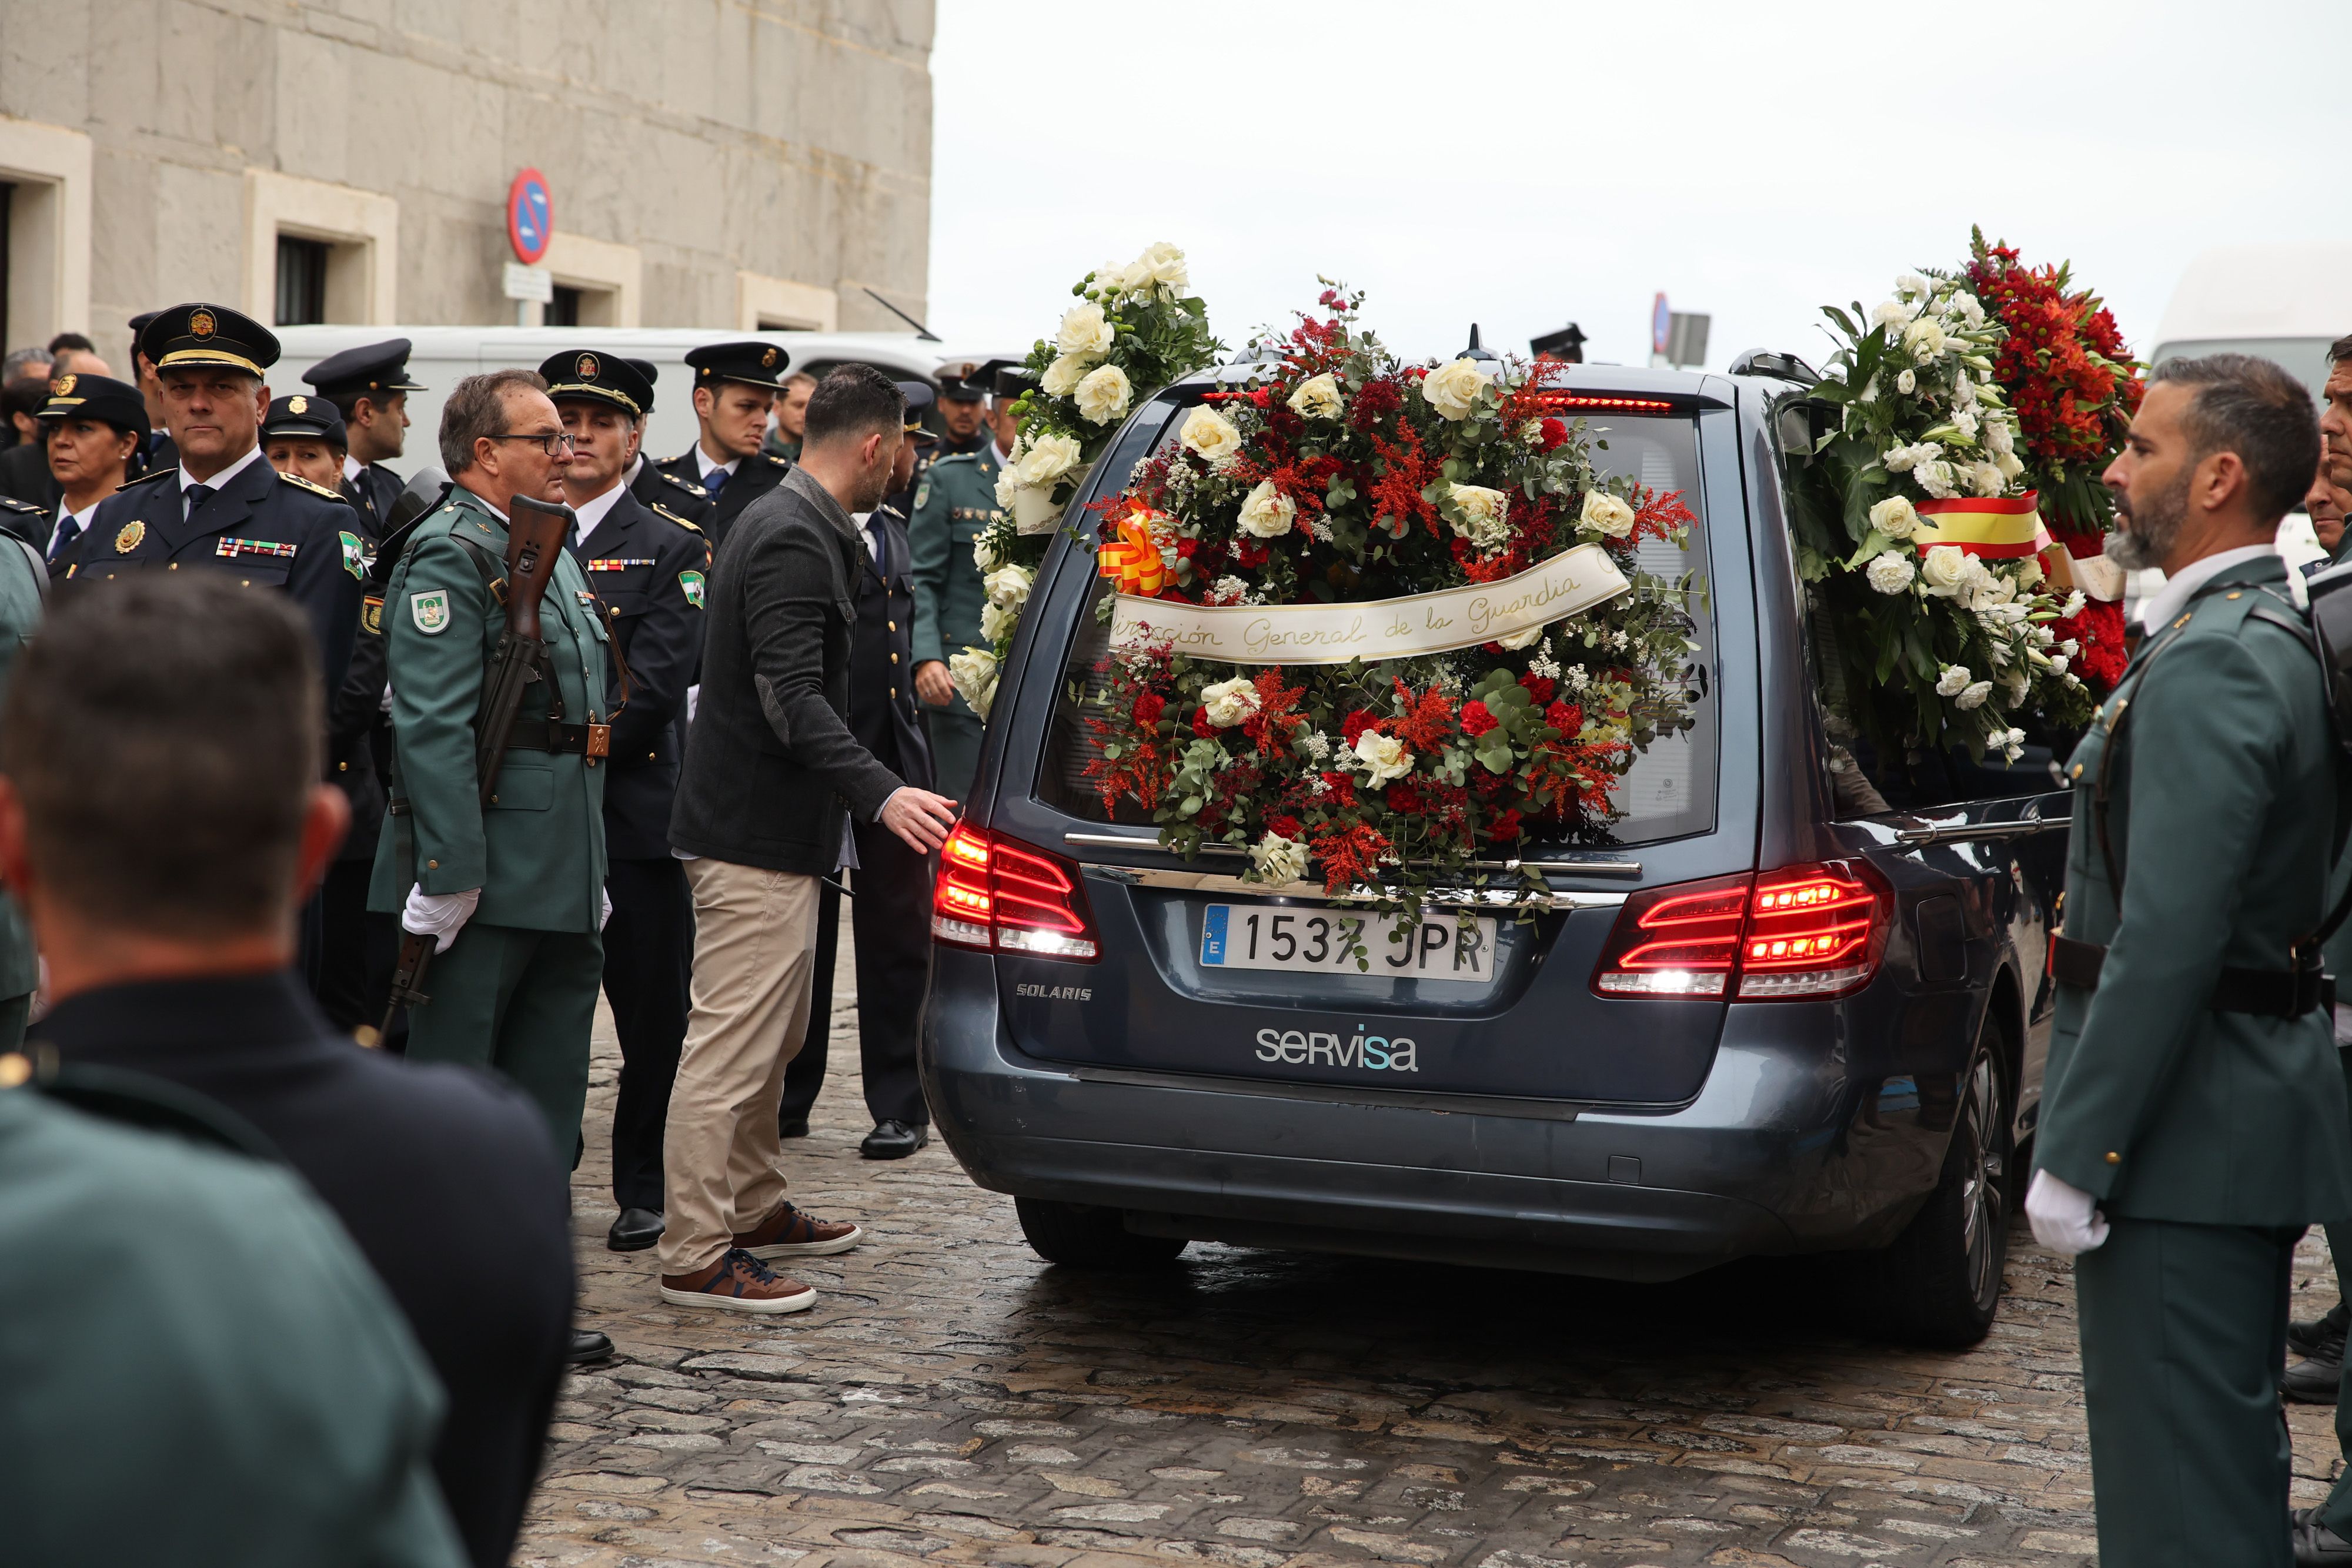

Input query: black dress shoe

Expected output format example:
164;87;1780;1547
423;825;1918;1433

2293;1300;2351;1360
860;1119;928;1159
779;1117;810;1139
607;1207;664;1252
2286;1348;2346;1404
2294;1511;2352;1564
567;1329;614;1366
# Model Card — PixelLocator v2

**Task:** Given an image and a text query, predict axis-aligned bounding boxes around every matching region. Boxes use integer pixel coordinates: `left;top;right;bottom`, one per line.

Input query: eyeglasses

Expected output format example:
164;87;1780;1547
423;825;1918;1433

487;430;576;455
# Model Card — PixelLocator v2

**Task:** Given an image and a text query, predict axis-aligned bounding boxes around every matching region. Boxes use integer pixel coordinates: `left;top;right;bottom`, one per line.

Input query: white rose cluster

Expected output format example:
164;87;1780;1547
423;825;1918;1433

1421;357;1494;421
1093;241;1190;303
1579;490;1636;539
1237;480;1297;538
1199;675;1262;728
948;648;1000;720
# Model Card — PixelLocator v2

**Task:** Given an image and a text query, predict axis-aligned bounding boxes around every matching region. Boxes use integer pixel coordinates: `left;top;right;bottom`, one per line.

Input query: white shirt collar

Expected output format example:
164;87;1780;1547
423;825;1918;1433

2138;543;2278;632
569;481;627;546
178;443;265;497
696;445;739;483
624;454;644;486
342;452;363;482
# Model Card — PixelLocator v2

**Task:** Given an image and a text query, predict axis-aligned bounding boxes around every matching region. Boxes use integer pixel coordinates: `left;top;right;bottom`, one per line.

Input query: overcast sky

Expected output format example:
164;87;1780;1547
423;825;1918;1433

927;1;2351;375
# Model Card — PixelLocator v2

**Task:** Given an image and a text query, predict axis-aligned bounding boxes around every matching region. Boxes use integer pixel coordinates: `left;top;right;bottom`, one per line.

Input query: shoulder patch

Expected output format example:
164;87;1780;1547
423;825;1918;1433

339;530;367;580
652;503;701;533
679;569;706;609
913;480;931;510
409;589;451;634
279;471;350;503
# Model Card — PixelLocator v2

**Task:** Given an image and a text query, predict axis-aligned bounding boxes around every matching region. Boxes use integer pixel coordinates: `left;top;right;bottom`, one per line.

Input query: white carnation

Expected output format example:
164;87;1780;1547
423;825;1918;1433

1237;480;1297;539
1935;664;1972;697
1579;490;1637;538
1865;550;1916;595
1869;496;1920;540
1897;272;1930;298
1915;460;1960;499
1074;362;1132;425
1422;357;1494;420
1287;372;1345;420
971;531;1003;573
1986;417;2016;456
1952;292;1986;326
1883;441;1942;474
1056;300;1115;358
1969;460;2006;499
1955;680;1993;711
1250;830;1308;885
1199;675;1261;728
1870;299;1914;333
1179;405;1243;463
1352;729;1414;786
2049;654;2070;676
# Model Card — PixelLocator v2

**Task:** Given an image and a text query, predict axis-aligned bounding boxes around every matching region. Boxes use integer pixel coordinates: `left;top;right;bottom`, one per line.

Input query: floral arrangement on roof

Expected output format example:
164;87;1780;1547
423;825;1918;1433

948;242;1221;720
1789;257;2107;771
1080;286;1703;924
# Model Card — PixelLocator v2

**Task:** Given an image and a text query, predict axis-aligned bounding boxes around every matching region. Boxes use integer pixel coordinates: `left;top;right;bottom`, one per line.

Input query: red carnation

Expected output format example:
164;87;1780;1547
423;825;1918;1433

1134;692;1166;728
1384;780;1424;813
1488;808;1523;841
1342;708;1383;747
1319;771;1357;807
1545;700;1583;735
1267;814;1302;840
1538;417;1568;452
1192;706;1218;738
1518;673;1555;706
1459;701;1498;738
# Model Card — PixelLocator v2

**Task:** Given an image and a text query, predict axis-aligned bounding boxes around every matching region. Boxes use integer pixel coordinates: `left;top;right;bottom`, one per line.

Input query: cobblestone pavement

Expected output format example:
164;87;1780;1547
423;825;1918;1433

525;951;2348;1567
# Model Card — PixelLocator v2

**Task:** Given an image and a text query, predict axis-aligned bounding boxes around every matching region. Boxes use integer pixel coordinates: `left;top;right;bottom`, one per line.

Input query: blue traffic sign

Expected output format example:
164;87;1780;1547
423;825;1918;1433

507;168;552;265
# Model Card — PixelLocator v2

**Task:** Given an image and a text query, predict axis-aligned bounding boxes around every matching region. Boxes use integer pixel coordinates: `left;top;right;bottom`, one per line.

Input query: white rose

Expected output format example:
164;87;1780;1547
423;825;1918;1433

1868;496;1919;541
1237;480;1297;539
1969;460;2006;499
1955;680;1993;711
993;464;1018;510
1903;316;1949;360
1352;729;1414;786
948;647;1000;720
1041;353;1090;397
1056;300;1115;358
1074;363;1132;426
1580;490;1637;538
1494;624;1544;650
1134;240;1189;292
1250;830;1308;885
971;531;1002;573
1895;369;1916;395
979;599;1018;643
1422;356;1494;420
984;563;1034;608
1919;544;1972;597
1014;430;1084;487
1180;405;1243;464
1935;664;1972;697
1448;483;1512;550
1199;674;1262;728
1287;373;1345;420
1864;550;1916;595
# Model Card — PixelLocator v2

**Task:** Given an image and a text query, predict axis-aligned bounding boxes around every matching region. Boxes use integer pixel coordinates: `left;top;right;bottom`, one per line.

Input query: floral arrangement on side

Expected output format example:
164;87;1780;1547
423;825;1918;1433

946;242;1221;720
1083;286;1702;915
1790;266;2099;767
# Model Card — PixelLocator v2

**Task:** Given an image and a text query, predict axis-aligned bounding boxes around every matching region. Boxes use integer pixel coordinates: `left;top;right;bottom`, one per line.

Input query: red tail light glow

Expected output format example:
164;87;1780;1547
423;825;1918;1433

1592;861;1892;1001
931;823;1100;962
1531;394;1678;413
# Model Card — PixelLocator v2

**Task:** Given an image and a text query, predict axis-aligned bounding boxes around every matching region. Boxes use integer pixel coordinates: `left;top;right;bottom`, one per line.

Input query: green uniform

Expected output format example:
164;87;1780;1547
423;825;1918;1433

907;442;1006;801
2039;553;2352;1567
0;1084;463;1566
0;527;44;1049
369;486;611;1155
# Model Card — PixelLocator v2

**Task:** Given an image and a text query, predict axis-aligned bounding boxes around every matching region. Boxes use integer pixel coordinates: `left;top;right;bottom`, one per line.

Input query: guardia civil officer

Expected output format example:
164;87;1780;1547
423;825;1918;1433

58;305;368;685
656;340;791;543
369;369;612;1175
908;360;1023;801
34;372;148;563
933;364;991;456
539;349;708;1253
303;340;425;538
779;383;936;1159
2022;354;2352;1568
620;357;715;530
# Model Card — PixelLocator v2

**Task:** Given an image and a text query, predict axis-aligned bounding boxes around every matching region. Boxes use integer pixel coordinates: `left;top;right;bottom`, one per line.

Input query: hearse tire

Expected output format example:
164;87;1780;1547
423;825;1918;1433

1015;1198;1190;1269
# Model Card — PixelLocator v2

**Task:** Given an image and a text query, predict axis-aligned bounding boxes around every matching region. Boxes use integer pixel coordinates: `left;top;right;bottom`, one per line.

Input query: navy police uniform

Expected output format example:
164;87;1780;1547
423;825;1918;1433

541;351;710;1245
125;310;179;476
619;357;716;531
654;340;791;544
32;372;151;560
303;340;425;534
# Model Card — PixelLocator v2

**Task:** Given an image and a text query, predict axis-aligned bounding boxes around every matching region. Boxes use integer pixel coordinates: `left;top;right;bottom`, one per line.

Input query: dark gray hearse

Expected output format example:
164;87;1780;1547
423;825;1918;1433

920;356;2068;1345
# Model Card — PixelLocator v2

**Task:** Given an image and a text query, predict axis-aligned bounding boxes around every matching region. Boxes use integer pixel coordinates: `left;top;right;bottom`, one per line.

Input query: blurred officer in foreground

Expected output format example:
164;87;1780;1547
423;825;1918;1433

621;357;714;530
372;370;610;1179
540;349;707;1253
57;305;366;686
0;1084;464;1566
908;361;1023;801
35;371;148;563
0;575;572;1567
2022;355;2348;1568
780;383;936;1159
305;339;424;536
658;340;790;543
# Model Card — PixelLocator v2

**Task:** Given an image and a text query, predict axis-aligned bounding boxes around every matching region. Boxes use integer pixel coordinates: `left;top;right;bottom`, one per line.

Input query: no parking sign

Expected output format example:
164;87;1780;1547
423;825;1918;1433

507;169;552;265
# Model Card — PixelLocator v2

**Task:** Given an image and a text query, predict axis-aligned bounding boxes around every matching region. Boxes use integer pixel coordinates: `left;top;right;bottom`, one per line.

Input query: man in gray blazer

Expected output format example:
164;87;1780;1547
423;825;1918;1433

659;365;958;1315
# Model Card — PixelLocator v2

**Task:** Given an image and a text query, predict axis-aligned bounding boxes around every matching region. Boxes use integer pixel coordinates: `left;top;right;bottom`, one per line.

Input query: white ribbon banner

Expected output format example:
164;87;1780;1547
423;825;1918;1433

1109;543;1631;666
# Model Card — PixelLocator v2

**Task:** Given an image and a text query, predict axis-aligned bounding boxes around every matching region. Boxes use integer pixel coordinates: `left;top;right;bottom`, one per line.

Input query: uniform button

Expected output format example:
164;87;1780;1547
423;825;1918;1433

338;761;349;772
888;620;897;630
427;858;439;870
489;795;499;804
890;652;900;664
2227;591;2242;600
2106;1151;2122;1164
2070;763;2082;780
891;687;898;698
240;579;249;586
647;751;657;761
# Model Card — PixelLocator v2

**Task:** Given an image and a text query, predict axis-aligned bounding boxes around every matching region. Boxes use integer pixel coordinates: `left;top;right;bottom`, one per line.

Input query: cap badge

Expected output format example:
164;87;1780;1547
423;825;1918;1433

577;353;600;381
115;520;146;554
50;374;75;397
189;309;216;339
289;395;307;413
761;347;778;369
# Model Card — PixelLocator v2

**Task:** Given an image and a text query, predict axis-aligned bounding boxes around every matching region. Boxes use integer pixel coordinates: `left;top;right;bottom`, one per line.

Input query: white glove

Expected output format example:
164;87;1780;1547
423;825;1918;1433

2025;1168;2110;1256
400;885;482;954
600;886;613;930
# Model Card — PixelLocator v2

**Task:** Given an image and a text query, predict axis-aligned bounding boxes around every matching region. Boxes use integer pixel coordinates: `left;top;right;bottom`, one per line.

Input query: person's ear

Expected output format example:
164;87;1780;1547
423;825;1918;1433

2197;450;2247;517
294;783;350;902
255;382;272;423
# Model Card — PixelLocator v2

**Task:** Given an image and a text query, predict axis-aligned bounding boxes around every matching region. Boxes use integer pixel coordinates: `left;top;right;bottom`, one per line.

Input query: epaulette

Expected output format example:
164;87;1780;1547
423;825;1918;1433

661;471;708;500
652;502;701;533
763;452;791;469
930;450;980;466
279;471;352;504
0;496;40;516
118;466;176;489
875;501;907;523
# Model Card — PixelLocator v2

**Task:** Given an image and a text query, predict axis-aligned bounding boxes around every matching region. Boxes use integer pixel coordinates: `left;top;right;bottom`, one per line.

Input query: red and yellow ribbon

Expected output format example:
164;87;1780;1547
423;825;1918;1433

1098;513;1168;597
1910;493;2052;561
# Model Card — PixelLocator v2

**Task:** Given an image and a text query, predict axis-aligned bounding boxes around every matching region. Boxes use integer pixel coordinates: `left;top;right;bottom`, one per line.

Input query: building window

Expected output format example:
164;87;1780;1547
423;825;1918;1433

548;285;582;327
275;235;329;326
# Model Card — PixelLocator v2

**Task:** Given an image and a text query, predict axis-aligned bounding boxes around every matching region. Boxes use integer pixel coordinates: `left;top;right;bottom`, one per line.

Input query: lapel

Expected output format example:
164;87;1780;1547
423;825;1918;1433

576;489;642;561
160;449;270;554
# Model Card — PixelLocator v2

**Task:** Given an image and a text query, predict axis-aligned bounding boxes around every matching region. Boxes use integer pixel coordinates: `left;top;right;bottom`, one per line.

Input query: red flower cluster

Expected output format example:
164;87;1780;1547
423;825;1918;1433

1966;236;2144;521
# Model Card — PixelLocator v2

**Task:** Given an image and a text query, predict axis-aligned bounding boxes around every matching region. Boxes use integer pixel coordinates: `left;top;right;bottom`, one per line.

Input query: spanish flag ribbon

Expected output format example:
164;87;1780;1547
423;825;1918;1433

1098;514;1168;597
1910;494;2052;561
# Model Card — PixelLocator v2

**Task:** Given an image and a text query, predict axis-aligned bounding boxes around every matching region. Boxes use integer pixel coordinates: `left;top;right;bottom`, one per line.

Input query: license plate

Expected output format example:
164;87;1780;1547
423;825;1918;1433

1199;905;1496;983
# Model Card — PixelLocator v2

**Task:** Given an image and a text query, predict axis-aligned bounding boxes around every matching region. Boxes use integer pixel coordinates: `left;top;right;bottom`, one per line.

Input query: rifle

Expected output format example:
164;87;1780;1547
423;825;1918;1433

363;493;579;1047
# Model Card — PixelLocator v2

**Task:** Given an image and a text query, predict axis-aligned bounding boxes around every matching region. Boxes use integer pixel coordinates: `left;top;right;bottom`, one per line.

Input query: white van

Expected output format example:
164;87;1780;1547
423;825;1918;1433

270;327;1019;468
2148;241;2352;400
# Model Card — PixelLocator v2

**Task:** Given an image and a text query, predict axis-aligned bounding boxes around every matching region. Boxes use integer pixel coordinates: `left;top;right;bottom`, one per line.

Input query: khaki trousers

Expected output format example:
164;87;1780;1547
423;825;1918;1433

657;857;821;1275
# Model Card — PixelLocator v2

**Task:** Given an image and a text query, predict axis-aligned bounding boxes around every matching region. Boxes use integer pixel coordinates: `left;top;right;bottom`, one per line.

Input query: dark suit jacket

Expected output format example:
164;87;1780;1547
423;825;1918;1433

569;487;709;860
669;465;903;871
850;503;933;790
656;447;789;546
32;971;573;1568
0;443;58;511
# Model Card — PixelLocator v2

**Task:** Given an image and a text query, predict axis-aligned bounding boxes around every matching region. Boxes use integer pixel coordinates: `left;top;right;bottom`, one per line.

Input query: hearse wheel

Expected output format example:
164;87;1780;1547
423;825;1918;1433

1015;1198;1190;1269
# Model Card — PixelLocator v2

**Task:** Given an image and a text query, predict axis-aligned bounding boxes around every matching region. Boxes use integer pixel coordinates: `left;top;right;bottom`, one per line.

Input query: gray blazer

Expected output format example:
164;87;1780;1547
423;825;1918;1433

669;465;903;873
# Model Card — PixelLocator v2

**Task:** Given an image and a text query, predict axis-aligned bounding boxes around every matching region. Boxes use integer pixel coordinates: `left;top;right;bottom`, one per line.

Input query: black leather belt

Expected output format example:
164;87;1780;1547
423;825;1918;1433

506;721;610;758
2051;932;2335;1017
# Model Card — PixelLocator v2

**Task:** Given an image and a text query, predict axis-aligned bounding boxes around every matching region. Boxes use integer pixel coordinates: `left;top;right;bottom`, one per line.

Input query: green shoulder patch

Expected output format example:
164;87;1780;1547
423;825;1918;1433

410;589;451;634
339;530;367;580
679;569;706;609
914;480;931;510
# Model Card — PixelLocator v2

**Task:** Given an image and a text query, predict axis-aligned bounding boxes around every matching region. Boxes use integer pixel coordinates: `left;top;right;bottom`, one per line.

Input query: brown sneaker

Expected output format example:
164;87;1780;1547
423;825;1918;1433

732;1202;863;1259
658;1248;817;1315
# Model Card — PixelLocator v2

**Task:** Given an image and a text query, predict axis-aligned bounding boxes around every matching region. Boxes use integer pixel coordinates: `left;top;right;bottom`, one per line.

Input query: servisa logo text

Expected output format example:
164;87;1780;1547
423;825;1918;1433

1254;1025;1418;1072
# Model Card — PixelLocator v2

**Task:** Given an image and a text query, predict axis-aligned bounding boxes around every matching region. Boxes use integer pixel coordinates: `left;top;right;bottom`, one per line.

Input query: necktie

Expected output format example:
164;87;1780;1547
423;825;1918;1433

48;513;79;563
703;467;728;500
183;483;215;523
